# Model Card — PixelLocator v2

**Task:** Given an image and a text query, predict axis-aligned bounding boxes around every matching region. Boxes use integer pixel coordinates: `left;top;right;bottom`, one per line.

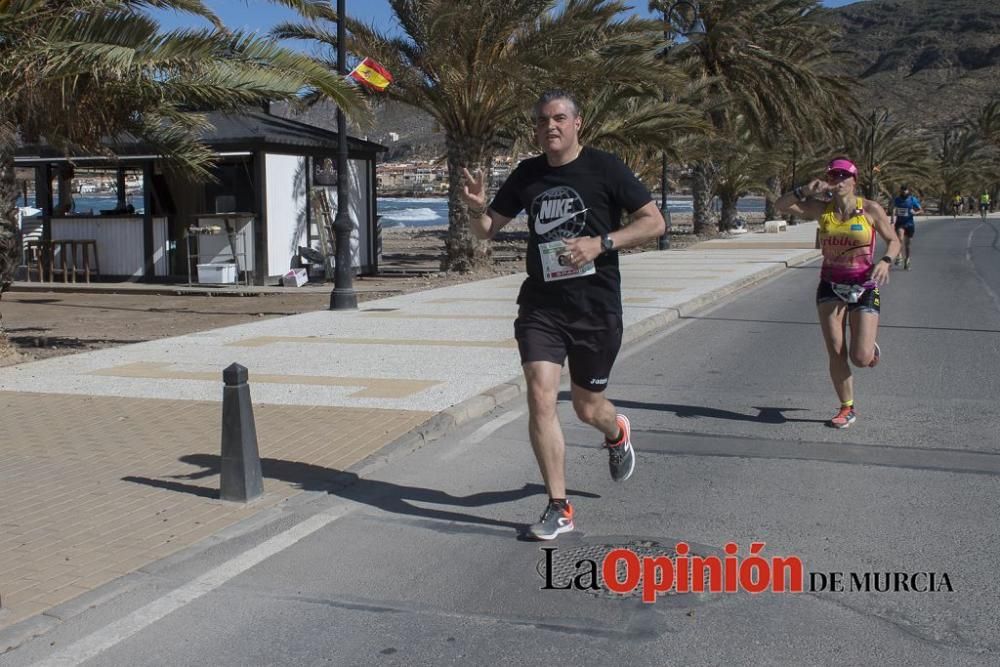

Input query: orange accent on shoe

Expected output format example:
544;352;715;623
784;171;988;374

607;415;627;446
829;406;856;428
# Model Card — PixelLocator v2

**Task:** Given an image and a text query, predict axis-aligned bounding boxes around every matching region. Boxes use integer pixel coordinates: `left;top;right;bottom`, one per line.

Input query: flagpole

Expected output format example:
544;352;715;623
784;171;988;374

330;0;357;310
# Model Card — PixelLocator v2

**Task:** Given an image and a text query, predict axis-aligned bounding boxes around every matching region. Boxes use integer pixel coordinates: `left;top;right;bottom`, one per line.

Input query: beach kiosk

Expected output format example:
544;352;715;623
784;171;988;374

15;108;387;285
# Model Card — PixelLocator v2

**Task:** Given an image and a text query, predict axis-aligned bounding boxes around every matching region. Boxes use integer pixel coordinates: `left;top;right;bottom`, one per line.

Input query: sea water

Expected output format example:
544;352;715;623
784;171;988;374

377;196;766;228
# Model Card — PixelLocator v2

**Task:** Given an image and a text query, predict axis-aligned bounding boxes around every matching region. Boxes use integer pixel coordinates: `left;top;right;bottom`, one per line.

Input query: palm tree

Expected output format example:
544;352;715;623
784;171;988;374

933;126;993;212
655;0;851;235
712;120;784;229
837;113;934;204
277;0;675;272
0;0;366;357
975;99;1000;150
524;32;711;195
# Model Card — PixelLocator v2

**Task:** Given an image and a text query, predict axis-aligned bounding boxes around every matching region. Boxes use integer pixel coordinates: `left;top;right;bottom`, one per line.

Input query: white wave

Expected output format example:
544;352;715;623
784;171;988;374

380;207;443;222
378;197;448;205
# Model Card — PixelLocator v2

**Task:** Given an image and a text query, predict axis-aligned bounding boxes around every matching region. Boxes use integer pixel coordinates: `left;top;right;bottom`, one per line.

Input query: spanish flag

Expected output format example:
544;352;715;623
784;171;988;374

348;57;393;92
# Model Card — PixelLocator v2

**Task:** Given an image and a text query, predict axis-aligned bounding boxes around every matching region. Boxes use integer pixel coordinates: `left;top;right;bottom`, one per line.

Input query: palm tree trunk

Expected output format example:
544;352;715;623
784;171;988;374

764;175;780;220
719;192;739;231
0;127;20;358
691;162;717;237
442;134;492;273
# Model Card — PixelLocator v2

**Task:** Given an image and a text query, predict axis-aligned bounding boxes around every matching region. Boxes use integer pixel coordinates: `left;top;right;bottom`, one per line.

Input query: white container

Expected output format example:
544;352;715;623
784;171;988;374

197;263;237;284
281;268;308;287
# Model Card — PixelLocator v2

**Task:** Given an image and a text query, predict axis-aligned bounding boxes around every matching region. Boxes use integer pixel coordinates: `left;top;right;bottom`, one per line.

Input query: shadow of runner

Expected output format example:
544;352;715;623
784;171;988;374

598;397;827;425
123;454;601;532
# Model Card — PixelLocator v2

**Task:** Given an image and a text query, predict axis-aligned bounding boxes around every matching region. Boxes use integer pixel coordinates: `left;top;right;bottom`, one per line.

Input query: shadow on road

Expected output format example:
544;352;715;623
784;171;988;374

606;398;827;425
683;314;1000;334
124;454;600;532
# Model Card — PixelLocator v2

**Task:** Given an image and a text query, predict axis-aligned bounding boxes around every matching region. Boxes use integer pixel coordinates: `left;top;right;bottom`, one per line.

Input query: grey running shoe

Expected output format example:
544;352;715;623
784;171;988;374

527;500;574;540
893;257;901;267
605;414;635;482
904;257;911;270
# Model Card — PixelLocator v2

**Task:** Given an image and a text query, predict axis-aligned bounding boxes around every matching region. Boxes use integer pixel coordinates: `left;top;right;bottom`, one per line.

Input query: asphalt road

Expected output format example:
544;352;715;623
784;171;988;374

6;217;1000;666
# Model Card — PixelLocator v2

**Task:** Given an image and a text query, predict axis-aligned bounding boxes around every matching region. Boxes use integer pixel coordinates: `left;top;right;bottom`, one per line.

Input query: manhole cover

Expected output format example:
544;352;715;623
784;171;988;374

536;539;716;600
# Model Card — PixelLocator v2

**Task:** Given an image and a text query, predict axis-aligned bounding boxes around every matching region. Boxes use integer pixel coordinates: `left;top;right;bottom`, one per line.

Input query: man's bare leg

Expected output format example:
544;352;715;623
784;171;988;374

523;361;567;498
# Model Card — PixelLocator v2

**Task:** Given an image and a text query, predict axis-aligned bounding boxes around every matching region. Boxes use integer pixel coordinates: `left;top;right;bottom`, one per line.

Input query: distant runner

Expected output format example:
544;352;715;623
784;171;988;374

952;193;963;218
775;157;901;429
981;191;991;220
891;185;921;270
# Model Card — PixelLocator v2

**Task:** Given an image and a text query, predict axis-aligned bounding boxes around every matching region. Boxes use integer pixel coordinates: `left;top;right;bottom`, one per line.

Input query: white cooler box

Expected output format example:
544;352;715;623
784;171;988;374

281;268;308;287
197;263;237;284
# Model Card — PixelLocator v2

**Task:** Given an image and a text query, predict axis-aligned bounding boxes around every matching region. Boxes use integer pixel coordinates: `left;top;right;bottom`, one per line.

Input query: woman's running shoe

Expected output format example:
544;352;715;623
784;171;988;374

828;406;857;429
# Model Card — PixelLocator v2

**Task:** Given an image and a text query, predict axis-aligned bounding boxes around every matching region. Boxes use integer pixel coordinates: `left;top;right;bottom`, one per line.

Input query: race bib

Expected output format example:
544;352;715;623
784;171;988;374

830;282;868;304
894;207;912;218
539;239;595;282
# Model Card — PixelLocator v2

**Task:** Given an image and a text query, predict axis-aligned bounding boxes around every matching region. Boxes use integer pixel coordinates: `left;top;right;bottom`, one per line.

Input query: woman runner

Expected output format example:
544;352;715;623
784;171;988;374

776;157;901;428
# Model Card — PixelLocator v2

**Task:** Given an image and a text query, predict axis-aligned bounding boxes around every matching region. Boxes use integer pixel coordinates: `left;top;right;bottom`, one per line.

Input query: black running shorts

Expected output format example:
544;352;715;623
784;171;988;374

894;221;915;238
514;306;623;392
816;281;881;314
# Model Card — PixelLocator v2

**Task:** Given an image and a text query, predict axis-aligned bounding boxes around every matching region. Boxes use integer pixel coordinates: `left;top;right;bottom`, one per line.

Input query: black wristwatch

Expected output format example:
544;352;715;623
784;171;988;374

601;233;615;253
880;255;893;264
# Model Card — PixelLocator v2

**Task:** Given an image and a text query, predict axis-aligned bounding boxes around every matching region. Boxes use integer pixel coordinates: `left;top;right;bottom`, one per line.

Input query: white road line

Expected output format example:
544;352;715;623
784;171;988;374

466;409;525;445
32;505;353;667
966;223;1000;314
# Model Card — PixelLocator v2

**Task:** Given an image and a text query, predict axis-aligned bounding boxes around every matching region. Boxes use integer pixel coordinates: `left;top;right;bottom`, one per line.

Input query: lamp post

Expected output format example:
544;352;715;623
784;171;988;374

656;1;702;250
330;0;357;310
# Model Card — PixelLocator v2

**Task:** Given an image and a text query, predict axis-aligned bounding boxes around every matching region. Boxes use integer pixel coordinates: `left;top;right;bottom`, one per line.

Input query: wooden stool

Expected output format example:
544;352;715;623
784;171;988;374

67;240;99;283
23;239;100;283
24;240;51;282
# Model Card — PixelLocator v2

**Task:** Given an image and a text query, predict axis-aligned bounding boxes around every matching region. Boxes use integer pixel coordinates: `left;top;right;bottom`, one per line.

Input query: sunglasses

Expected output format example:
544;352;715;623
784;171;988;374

825;170;854;182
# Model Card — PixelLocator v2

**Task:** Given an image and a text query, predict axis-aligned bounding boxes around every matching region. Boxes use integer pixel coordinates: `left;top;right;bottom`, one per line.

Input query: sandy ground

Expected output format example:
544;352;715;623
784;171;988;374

0;213;749;366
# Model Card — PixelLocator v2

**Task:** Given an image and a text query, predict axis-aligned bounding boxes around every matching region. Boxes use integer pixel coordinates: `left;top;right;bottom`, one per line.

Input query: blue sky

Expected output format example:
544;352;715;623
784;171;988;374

154;1;863;40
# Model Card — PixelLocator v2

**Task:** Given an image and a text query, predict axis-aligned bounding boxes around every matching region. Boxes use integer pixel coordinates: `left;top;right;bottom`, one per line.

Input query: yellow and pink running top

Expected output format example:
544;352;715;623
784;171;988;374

818;197;875;285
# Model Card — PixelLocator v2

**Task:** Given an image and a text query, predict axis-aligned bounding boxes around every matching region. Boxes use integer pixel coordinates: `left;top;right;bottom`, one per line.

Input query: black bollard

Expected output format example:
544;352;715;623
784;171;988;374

221;363;263;503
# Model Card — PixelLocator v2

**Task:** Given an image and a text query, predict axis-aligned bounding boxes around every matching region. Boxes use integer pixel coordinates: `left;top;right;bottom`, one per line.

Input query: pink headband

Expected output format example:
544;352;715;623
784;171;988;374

827;159;858;177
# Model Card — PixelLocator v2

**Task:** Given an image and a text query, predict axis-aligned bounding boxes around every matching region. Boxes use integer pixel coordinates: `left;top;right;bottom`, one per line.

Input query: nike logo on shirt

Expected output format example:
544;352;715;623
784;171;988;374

534;208;589;236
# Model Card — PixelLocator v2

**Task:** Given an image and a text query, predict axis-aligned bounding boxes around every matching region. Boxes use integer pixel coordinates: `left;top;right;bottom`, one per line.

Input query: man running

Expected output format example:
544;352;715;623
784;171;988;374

952;193;963;218
892;184;921;270
981;191;991;219
459;90;665;540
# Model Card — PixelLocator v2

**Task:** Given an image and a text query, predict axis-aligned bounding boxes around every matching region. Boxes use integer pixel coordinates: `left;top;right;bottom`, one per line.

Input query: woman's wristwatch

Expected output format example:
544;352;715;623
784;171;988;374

880;255;893;264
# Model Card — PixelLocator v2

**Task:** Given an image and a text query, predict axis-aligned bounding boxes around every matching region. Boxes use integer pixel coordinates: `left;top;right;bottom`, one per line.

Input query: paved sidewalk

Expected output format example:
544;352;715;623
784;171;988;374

0;222;819;638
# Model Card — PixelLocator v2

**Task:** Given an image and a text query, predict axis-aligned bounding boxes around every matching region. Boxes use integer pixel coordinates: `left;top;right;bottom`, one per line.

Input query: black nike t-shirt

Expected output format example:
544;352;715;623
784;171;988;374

490;146;652;316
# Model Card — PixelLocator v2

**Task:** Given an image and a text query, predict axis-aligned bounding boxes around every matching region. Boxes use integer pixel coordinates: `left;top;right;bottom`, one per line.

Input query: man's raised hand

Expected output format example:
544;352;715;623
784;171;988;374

461;167;486;209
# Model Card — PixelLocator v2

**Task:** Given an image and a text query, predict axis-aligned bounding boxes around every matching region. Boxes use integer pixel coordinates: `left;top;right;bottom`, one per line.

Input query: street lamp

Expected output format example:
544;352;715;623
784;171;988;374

330;0;357;310
656;1;703;251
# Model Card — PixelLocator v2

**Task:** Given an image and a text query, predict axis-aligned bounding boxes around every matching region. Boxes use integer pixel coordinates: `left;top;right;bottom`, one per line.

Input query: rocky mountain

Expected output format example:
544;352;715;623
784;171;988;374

274;98;444;162
823;0;1000;131
281;0;1000;159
